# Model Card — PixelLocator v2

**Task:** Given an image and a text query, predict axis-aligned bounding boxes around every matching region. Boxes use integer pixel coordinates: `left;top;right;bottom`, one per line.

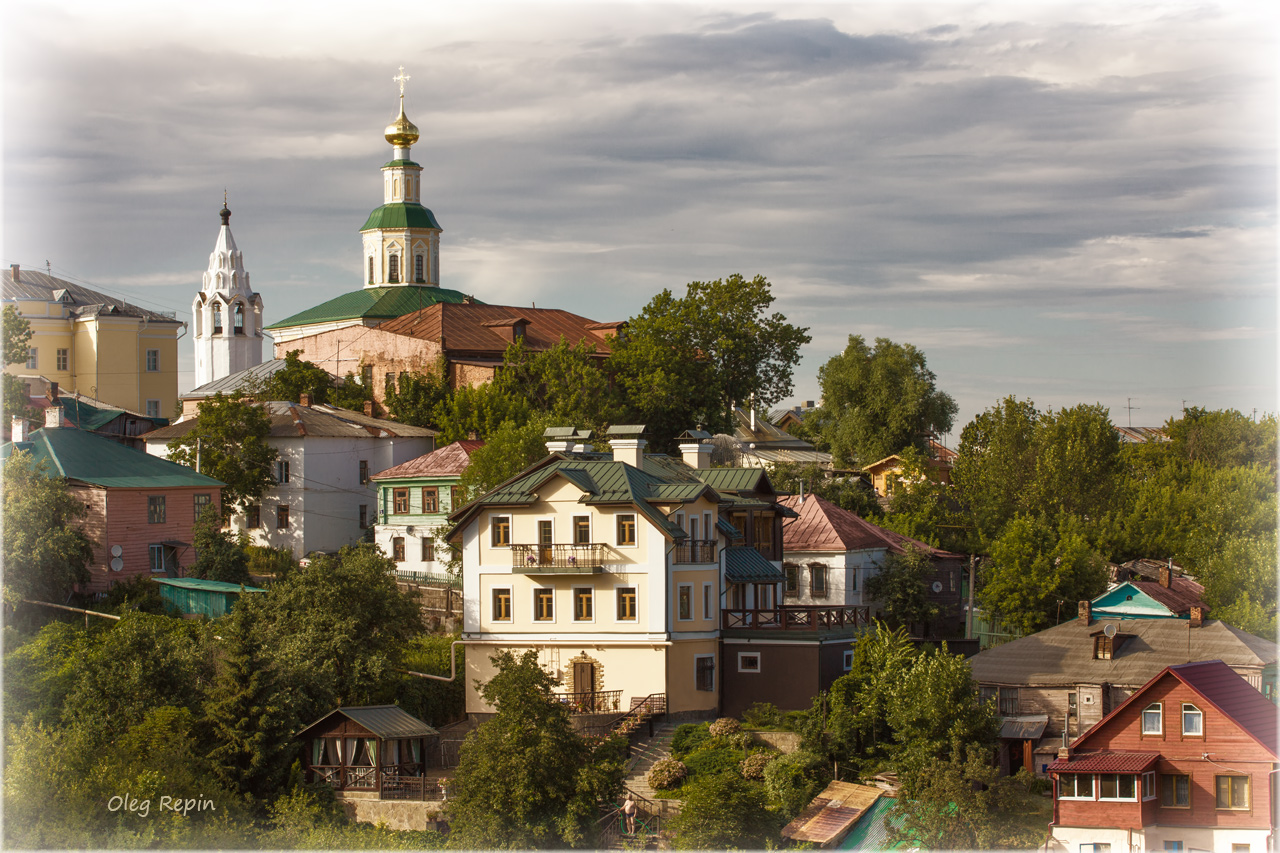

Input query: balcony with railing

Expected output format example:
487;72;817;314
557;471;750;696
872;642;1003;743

553;689;623;714
510;543;606;573
674;540;717;564
721;604;871;635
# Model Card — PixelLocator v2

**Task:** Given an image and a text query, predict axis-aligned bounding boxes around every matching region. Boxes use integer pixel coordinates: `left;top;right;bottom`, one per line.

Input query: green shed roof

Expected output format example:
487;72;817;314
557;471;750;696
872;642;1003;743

724;546;785;583
153;578;264;593
360;202;441;232
3;427;223;489
266;285;481;330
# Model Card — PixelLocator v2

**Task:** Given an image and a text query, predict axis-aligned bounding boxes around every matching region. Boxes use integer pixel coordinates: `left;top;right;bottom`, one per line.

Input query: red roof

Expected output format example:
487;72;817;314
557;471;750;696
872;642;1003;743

779;494;960;557
376;303;617;356
1129;575;1208;616
1047;751;1160;773
372;440;484;479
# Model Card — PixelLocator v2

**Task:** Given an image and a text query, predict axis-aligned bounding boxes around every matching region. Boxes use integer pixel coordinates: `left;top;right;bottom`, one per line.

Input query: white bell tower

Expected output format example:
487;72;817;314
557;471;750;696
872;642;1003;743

193;199;264;387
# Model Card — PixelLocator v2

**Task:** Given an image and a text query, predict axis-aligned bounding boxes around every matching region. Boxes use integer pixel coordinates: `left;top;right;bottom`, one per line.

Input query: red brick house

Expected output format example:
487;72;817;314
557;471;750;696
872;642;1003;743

4;413;223;593
1047;659;1278;852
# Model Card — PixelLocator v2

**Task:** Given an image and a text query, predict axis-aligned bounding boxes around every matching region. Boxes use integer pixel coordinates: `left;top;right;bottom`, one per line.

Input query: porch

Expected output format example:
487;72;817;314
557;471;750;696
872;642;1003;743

297;705;442;801
722;604;872;633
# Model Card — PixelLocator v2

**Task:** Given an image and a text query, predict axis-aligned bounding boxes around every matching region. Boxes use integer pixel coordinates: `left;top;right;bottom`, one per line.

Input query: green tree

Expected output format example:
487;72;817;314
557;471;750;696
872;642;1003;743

2;304;38;422
767;461;884;520
813;336;957;469
167;392;277;514
2;620;85;726
432;380;534;444
1;450;94;605
611;274;811;450
187;508;251;584
887;646;998;780
259;350;334;404
384;357;453;427
1166;407;1277;468
493;338;620;434
951;396;1038;547
880;448;974;553
447;650;620;849
455;415;555;503
330;371;375;411
762;751;832;821
865;545;941;633
668;771;782;850
204;603;296;803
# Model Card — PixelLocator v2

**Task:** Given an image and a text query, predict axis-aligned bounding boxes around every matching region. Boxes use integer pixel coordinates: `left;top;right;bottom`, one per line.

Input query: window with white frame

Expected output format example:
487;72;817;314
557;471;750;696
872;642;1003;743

677;584;693;621
1181;703;1203;736
1080;845;1112;853
1097;773;1137;801
1142;703;1162;735
146;349;159;371
738;652;761;673
276;460;290;483
1056;773;1093;799
1142;771;1157;800
25;347;37;369
842;649;854;671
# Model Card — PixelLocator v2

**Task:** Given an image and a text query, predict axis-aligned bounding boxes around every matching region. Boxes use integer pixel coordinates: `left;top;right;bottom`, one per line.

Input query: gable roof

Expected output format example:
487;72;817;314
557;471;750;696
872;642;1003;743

265;286;480;331
182;358;288;399
141;402;436;441
374;302;618;356
3;268;183;325
4;426;224;489
372;440;484;479
296;705;439;740
1064;660;1278;759
1092;576;1208;619
779;494;959;557
969;617;1278;688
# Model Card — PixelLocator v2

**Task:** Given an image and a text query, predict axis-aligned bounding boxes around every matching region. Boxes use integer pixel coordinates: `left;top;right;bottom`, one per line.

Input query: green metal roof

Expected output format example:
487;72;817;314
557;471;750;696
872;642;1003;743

717;517;745;540
382;159;422;169
723;546;784;583
152;578;264;593
4;427;224;489
360;202;441;232
266;285;480;330
698;467;771;493
59;398;166;432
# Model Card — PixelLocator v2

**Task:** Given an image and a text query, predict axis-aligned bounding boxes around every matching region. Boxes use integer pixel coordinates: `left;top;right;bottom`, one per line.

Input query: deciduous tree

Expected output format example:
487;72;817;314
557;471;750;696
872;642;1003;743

865;545;941;633
1;450;94;605
2;304;38;422
167;393;277;514
187;508;251;584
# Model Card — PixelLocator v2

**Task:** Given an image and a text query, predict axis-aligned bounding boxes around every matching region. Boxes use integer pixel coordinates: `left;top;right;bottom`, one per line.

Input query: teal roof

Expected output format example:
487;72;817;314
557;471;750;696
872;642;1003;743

360;202;441;232
724;546;784;583
717;517;745;540
3;427;224;489
698;467;772;494
838;796;905;850
153;578;264;593
266;286;480;330
59;398;166;432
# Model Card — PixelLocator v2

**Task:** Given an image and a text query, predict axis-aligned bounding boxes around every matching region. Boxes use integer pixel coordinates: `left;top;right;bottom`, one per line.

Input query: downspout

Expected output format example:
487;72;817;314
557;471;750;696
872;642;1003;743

399;639;467;682
136;315;149;411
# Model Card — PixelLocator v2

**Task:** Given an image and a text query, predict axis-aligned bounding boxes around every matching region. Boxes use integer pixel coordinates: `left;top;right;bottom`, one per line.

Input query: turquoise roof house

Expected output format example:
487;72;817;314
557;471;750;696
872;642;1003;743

1091;567;1209;621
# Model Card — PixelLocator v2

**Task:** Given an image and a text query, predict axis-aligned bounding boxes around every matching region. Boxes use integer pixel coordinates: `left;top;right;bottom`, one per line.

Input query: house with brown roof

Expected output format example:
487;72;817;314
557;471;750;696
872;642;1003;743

1092;563;1210;621
267;301;622;407
142;399;435;557
1047;659;1278;852
969;603;1278;778
778;494;967;640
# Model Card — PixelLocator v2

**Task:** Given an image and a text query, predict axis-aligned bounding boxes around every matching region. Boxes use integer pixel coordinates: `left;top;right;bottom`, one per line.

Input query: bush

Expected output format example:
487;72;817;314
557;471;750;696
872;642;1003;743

247;545;297;580
763;751;833;821
648;758;687;790
671;722;711;759
742;701;783;729
740;751;775;780
708;717;742;738
728;731;752;751
683;746;741;779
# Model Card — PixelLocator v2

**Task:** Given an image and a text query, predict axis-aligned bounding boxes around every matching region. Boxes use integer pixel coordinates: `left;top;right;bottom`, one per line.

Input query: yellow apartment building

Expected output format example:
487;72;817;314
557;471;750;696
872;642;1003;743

3;265;184;418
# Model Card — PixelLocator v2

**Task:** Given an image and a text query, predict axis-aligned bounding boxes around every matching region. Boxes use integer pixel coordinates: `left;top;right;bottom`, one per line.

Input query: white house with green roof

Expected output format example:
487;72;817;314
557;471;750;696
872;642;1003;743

370;440;483;577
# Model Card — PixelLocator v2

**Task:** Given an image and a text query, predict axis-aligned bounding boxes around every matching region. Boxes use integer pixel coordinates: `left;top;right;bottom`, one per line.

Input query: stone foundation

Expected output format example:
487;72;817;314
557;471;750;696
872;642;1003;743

338;795;445;831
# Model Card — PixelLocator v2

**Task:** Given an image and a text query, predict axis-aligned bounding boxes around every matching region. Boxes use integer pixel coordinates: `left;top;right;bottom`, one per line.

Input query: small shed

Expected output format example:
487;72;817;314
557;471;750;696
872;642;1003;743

297;706;440;799
152;577;264;618
781;781;885;848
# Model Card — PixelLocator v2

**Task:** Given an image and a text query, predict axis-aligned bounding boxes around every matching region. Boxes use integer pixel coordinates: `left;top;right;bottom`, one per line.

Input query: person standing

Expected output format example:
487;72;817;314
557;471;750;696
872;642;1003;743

622;794;637;835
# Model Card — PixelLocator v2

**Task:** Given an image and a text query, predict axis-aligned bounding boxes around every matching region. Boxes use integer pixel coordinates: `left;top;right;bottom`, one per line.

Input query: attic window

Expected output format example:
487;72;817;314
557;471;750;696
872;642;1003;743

1094;635;1113;660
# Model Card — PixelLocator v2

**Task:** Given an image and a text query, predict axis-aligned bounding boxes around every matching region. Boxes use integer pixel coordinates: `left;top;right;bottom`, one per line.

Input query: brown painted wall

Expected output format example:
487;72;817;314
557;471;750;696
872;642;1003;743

721;639;855;718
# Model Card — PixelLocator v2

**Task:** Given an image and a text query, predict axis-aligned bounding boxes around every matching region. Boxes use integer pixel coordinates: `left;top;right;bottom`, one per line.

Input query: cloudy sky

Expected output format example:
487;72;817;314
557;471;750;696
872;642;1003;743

3;1;1275;437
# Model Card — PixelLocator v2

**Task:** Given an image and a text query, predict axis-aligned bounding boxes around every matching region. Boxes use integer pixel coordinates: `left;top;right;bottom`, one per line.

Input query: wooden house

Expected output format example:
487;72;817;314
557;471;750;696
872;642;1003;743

1047;659;1278;852
297;706;441;800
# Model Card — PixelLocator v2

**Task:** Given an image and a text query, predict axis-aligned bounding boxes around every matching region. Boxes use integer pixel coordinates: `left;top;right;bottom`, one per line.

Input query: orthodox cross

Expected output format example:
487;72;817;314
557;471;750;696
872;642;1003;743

393;66;411;98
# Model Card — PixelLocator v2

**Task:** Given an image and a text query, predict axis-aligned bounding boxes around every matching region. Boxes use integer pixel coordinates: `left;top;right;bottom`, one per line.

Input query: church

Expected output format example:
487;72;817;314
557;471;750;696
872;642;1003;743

191;71;618;407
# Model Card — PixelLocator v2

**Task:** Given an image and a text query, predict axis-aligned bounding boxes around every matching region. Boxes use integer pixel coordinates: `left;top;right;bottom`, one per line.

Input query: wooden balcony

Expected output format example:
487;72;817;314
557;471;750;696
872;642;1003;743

553;689;623;714
721;605;871;634
510;544;606;573
674;540;717;564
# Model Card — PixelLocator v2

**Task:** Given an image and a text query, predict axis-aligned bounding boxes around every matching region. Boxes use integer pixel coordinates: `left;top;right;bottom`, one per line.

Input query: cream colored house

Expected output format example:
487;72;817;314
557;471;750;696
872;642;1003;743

3;265;184;418
448;427;793;718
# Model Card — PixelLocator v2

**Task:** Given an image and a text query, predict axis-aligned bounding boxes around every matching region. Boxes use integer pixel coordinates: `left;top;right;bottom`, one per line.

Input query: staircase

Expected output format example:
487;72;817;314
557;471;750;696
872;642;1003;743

621;720;679;801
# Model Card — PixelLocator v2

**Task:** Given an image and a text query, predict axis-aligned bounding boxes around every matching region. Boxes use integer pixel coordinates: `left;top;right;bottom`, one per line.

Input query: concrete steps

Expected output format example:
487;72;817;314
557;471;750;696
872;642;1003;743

622;721;680;800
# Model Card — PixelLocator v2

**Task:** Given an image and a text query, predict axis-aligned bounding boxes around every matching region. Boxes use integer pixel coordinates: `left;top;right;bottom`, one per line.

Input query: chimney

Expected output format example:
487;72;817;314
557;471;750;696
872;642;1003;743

543;426;577;454
363;400;374;417
1078;600;1091;625
1189;606;1203;628
1159;566;1172;588
10;264;18;283
299;392;311;407
47;381;59;402
679;440;712;470
612;437;647;467
44;406;62;429
11;416;27;442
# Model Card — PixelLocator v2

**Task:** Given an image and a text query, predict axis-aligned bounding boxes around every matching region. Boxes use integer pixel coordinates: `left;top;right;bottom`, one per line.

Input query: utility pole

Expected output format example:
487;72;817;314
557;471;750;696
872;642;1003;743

1126;398;1139;428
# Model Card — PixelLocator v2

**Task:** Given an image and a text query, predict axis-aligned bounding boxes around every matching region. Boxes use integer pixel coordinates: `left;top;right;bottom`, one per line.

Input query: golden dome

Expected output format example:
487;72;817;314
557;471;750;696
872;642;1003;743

385;104;419;148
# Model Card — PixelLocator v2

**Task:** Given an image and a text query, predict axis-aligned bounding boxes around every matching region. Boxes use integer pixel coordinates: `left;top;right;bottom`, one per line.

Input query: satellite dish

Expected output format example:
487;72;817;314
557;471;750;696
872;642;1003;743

110;545;123;557
931;581;943;593
110;558;124;572
1103;623;1118;638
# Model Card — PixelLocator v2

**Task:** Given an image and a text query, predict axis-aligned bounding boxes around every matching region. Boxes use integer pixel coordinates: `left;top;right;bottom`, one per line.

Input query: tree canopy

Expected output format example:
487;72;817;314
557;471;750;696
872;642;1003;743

811;336;957;469
2;304;38;422
2;451;95;605
167;393;277;514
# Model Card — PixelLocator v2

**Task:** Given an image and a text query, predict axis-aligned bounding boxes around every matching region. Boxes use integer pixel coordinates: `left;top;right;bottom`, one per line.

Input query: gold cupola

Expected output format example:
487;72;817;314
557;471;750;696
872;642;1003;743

385;105;419;148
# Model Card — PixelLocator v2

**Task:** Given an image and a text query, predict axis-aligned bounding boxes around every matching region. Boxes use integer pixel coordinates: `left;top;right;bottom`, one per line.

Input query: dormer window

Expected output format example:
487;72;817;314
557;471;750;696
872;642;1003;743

1141;702;1162;735
388;255;400;284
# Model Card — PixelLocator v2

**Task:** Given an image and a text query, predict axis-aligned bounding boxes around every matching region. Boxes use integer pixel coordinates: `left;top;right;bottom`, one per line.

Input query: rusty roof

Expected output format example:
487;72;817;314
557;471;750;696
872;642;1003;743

1129;576;1208;616
372;440;483;479
375;302;618;355
780;781;882;845
1047;751;1160;773
779;494;960;557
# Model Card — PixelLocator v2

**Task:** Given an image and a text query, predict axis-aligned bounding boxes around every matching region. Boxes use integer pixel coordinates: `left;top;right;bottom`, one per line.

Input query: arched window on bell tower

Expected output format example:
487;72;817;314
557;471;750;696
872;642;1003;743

368;256;375;284
234;303;246;335
388;254;400;284
213;303;223;334
415;254;424;283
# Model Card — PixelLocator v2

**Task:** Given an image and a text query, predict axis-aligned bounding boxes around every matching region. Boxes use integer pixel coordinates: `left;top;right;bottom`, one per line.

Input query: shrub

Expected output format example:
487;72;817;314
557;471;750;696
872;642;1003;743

683;746;741;779
764;751;833;821
740;751;775;780
742;702;783;729
708;717;742;738
648;758;687;790
671;722;710;759
246;545;297;580
728;731;752;751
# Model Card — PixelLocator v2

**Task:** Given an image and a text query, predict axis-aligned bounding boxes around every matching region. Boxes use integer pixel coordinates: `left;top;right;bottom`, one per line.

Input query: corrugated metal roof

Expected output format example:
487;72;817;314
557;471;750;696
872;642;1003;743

265;286;480;330
1166;660;1278;755
837;795;905;850
970;618;1277;688
780;494;960;557
152;578;264;593
183;358;287;398
372;440;483;479
698;467;773;494
142;402;435;441
717;517;745;540
998;715;1048;740
6;427;224;489
374;302;617;357
781;782;882;845
724;546;784;583
1047;751;1160;773
297;705;439;739
3;268;182;324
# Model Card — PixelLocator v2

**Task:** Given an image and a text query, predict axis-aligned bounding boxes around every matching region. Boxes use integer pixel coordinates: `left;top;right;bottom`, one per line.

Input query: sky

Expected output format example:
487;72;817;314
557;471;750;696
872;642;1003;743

3;1;1275;440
